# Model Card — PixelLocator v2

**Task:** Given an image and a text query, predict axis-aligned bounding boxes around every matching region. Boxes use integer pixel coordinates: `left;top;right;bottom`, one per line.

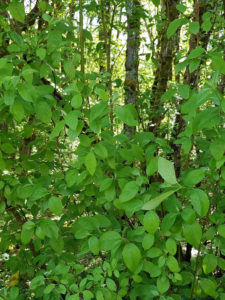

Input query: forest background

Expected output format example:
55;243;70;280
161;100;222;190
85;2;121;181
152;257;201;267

0;0;225;299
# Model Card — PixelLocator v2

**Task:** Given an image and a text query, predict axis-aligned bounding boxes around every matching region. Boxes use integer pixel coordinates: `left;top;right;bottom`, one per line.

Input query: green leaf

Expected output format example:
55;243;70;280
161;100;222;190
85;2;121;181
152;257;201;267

181;208;196;224
157;276;170;294
166;238;177;255
65;111;79;130
158;157;177;185
1;143;16;154
210;139;225;160
94;143;108;159
142;234;154;250
40;219;58;240
203;254;217;274
71;93;82;108
95;88;108;101
106;278;117;292
85;151;97;176
30;276;45;290
88;236;100;255
100;178;113;192
192;108;220;133
8;1;25;23
183;221;202;248
143;211;160;234
44;284;55;295
152;0;160;6
176;4;187;13
202;19;212;32
115;104;138;126
122;243;142;273
178;84;190;99
200;278;217;298
36;48;46;60
36;101;52;124
99;231;121;251
50;120;65;140
48;196;63;216
18;83;34;102
189;59;200;73
146;157;158;176
218;225;225;238
189;21;200;34
11;101;24;122
119;181;139;203
183;169;205;187
167;256;180;273
142;188;180;210
167;18;187;39
161;89;176;102
64;59;75;79
187;47;205;59
21;221;35;244
190;189;209;217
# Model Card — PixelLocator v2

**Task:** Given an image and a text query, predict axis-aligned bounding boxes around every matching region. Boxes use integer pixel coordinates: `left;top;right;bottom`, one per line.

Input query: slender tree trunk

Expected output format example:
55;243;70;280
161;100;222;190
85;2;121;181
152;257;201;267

99;0;114;129
124;0;141;137
150;0;179;133
79;0;85;74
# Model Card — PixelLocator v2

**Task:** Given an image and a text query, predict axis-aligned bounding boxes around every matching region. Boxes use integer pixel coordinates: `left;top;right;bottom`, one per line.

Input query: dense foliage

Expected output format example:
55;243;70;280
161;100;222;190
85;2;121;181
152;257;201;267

0;0;225;299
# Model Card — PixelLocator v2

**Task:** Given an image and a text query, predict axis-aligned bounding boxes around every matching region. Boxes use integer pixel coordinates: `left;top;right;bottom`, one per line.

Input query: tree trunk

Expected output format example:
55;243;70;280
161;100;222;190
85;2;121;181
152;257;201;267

124;0;141;137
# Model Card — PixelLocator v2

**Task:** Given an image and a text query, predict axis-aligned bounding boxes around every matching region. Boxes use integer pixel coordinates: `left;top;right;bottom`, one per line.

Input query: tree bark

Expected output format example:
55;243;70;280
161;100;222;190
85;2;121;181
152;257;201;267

124;0;141;137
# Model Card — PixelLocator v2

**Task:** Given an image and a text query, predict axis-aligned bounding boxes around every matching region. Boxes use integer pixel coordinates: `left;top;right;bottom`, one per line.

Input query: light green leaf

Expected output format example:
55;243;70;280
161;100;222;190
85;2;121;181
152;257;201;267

157;276;170;294
36;48;46;60
218;225;225;238
146;157;158;176
200;278;217;298
189;21;200;34
71;93;82;108
183;221;202;248
99;231;121;251
142;234;154;250
21;221;35;244
88;236;99;255
167;256;180;273
178;84;190;99
115;104;138;126
167;18;187;39
8;1;25;23
158;157;177;185
203;254;217;274
166;238;177;255
65;111;79;130
183;169;205;187
95;88;108;101
122;243;142;273
188;47;205;59
85;151;97;176
210;139;225;160
119;181;139;203
44;284;55;295
11;101;24;122
106;278;117;292
176;4;187;13
143;211;160;234
94;143;108;159
99;178;113;192
142;188;180;210
36;101;52;124
190;189;209;217
50;120;65;140
30;276;45;290
48;196;63;216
